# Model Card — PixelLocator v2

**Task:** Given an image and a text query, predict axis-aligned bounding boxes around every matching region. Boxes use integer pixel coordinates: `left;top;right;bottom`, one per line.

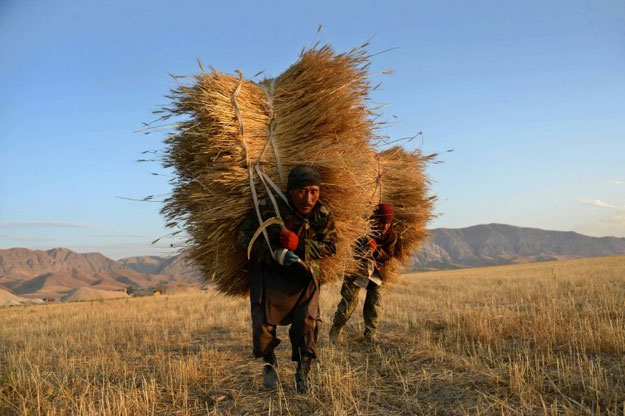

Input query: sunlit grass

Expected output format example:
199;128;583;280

1;256;624;415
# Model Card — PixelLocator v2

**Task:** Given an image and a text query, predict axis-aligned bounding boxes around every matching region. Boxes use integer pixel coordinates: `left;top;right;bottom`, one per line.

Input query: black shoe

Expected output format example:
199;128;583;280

295;355;313;394
262;352;278;389
363;330;376;345
262;364;278;389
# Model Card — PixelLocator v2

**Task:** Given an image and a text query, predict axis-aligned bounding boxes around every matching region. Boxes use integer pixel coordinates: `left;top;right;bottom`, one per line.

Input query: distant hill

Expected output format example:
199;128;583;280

0;248;202;299
409;223;625;271
2;224;624;300
118;253;199;279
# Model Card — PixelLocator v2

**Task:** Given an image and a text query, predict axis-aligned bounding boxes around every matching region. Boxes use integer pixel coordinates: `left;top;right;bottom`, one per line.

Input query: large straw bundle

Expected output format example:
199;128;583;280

375;146;436;282
160;45;379;296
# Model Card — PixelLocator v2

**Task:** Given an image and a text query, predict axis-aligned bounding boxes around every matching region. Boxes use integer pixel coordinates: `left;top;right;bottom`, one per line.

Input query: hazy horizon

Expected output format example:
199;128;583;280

2;222;624;261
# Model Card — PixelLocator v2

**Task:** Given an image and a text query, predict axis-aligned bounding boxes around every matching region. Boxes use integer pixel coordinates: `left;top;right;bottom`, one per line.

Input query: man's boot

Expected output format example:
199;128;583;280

363;329;376;345
295;354;313;394
328;324;343;345
262;352;278;389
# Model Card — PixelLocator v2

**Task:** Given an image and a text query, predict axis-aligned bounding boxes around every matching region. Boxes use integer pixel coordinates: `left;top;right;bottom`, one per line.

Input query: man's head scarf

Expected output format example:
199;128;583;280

286;166;321;191
373;203;394;223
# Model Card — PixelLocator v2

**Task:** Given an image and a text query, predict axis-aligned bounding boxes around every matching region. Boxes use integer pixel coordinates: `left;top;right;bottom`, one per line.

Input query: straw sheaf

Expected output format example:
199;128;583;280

376;146;436;284
161;45;378;296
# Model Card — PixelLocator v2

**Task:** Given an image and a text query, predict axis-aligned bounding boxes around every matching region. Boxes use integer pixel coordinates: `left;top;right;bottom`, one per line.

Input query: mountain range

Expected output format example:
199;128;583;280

2;224;624;300
0;247;200;300
409;223;625;270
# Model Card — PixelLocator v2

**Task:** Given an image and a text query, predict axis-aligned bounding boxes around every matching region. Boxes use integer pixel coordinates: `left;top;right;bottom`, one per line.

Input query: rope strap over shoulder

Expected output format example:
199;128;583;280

232;73;273;255
369;154;383;205
260;79;287;188
232;73;291;261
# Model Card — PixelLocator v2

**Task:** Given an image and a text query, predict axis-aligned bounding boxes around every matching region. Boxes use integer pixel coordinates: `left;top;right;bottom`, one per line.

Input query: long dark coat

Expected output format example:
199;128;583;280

238;197;337;359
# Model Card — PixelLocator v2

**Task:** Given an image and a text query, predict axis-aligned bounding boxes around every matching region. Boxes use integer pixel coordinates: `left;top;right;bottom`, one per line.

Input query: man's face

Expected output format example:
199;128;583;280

373;219;391;235
289;185;320;215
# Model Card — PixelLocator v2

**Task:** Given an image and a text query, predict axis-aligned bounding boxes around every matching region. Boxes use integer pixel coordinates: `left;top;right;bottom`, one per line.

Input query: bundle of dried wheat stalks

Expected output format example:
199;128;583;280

374;146;436;282
159;44;435;295
160;45;383;296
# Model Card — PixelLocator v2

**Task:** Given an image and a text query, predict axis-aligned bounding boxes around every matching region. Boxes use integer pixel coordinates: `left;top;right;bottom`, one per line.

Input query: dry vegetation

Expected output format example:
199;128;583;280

160;45;380;296
376;146;436;283
1;256;624;415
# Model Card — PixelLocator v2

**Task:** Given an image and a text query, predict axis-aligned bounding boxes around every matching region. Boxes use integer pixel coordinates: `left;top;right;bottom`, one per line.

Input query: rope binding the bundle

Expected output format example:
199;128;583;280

231;71;292;262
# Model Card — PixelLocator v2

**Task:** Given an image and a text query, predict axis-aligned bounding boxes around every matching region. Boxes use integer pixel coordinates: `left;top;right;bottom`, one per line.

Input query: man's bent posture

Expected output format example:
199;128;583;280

329;203;400;344
238;166;337;393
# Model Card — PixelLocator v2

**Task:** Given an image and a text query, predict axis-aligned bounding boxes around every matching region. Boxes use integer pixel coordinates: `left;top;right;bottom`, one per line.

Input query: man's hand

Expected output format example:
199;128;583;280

280;230;299;251
273;248;301;267
283;250;300;267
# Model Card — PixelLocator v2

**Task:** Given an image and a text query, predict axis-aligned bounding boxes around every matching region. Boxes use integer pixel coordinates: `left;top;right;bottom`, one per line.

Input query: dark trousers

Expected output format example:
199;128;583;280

250;263;320;361
252;314;320;362
332;277;382;334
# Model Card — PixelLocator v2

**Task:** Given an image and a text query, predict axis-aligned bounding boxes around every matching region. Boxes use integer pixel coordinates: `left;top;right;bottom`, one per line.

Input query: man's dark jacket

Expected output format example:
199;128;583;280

238;197;337;359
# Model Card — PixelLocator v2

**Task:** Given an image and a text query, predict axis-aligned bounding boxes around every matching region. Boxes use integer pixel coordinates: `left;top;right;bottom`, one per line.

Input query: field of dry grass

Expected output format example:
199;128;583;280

1;256;624;415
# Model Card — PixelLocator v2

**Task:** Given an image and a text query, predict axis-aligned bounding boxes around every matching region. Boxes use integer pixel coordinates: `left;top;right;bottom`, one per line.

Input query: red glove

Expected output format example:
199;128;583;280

280;230;299;251
368;239;377;252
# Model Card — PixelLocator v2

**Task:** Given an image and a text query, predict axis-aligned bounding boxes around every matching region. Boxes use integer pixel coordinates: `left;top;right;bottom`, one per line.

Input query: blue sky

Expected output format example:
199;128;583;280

1;0;624;259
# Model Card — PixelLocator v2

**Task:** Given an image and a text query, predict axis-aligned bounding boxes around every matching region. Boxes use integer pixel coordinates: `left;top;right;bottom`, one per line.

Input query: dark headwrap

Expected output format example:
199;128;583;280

286;166;321;191
373;203;394;223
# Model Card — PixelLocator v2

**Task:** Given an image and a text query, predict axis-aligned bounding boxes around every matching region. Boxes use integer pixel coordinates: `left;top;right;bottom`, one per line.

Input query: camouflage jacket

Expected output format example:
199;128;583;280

237;196;337;281
353;226;401;281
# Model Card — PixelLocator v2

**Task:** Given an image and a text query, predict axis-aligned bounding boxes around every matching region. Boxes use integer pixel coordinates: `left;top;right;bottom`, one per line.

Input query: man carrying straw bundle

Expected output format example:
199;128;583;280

329;203;400;345
238;166;337;393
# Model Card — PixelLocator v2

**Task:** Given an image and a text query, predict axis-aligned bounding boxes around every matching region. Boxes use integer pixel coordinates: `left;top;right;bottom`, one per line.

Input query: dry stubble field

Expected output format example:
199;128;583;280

1;256;624;415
